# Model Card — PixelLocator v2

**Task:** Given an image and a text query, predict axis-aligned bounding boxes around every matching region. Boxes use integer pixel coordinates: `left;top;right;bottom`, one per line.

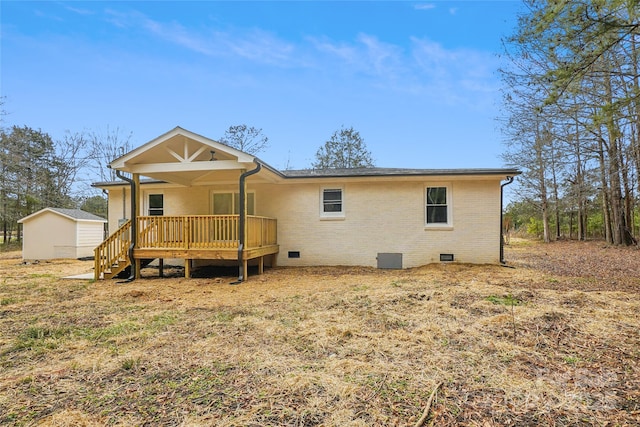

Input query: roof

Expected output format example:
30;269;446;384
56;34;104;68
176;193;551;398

282;167;521;178
18;208;107;223
92;178;165;188
100;126;520;188
93;167;521;188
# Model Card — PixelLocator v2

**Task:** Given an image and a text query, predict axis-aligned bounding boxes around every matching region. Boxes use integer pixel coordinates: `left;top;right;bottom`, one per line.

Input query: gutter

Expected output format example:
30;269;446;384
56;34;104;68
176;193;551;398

115;169;137;282
232;159;262;284
500;176;515;265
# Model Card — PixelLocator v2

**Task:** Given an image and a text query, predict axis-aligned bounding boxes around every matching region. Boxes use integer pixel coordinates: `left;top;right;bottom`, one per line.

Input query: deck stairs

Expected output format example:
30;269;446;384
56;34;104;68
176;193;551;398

94;220;160;279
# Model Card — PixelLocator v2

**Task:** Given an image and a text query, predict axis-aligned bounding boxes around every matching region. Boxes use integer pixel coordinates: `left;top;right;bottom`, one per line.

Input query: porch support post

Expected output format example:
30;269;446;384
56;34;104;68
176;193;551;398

133;173;141;279
258;256;264;274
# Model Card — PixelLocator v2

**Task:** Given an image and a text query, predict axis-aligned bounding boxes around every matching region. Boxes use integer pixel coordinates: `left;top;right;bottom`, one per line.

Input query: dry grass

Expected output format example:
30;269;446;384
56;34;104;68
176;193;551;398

1;240;638;426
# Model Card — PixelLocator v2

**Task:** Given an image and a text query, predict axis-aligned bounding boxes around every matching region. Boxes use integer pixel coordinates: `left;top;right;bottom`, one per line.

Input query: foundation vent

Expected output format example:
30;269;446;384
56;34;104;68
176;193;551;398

440;254;454;262
377;253;402;269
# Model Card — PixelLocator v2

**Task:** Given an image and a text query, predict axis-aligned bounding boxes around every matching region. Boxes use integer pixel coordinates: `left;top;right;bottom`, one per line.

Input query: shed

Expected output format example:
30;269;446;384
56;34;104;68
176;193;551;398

18;208;107;260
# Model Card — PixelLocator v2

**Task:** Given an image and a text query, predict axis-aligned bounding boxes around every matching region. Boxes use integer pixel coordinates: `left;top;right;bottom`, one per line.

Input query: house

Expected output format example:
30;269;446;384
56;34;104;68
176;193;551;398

92;126;519;281
18;208;107;260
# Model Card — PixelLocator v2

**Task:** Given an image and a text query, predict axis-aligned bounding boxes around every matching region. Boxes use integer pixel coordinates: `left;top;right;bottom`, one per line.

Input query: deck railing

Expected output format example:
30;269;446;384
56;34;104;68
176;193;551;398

136;215;277;249
94;215;276;280
94;220;131;280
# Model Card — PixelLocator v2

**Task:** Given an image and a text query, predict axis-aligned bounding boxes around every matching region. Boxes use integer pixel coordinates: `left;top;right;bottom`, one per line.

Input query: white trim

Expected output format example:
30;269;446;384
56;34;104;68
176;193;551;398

424;183;452;228
144;191;165;216
320;186;345;219
109;126;255;170
17;208;107;224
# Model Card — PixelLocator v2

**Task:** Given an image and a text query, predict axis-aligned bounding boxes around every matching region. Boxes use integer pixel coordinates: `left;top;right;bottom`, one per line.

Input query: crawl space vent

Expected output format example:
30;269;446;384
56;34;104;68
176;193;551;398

377;253;402;269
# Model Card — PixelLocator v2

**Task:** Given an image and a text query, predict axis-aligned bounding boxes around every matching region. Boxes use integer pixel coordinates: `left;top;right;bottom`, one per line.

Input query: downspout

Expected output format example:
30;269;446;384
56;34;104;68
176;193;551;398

101;189;109;239
500;176;515;265
115;169;137;282
232;159;262;284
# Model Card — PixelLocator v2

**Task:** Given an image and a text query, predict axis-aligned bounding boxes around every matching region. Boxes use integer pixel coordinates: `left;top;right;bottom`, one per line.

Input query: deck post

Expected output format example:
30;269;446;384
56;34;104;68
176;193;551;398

135;258;141;278
159;258;164;277
185;259;191;278
258;256;264;274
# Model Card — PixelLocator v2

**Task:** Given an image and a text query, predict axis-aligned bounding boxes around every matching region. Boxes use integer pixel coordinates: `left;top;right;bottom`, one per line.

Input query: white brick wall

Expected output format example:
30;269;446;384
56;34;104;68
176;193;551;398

256;177;502;267
105;176;503;268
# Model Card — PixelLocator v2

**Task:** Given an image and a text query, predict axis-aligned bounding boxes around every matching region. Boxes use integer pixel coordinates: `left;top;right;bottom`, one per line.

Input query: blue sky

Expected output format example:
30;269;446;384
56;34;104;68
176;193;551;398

2;1;524;171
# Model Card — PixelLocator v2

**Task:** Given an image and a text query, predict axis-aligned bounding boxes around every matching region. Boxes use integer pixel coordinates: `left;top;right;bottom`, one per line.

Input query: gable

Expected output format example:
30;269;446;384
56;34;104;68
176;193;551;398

109;127;268;186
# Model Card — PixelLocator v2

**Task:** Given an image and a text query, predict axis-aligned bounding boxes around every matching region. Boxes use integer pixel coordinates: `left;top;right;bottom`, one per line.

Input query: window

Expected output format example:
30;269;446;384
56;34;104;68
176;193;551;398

212;192;254;215
321;188;344;218
426;186;449;225
148;194;164;216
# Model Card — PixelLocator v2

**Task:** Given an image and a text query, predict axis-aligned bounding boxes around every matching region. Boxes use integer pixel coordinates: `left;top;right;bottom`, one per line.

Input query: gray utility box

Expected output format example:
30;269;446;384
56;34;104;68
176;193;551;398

377;253;402;269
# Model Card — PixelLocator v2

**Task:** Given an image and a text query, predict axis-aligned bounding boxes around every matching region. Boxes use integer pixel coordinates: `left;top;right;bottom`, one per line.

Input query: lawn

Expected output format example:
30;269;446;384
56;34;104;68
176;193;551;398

0;240;638;426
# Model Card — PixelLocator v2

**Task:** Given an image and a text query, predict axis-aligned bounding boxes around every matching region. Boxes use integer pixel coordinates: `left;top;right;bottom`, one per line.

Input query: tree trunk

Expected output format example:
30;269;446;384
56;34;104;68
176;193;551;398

574;116;586;241
597;135;613;244
535;122;551;243
552;161;561;239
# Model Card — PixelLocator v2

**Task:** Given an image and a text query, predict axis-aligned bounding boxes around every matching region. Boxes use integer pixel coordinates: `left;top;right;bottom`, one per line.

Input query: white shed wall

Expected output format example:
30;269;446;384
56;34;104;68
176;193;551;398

22;213;76;260
76;221;106;258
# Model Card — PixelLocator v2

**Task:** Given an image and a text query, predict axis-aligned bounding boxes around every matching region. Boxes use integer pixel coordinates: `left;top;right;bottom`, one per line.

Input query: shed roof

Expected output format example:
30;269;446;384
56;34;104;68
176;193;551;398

18;208;107;223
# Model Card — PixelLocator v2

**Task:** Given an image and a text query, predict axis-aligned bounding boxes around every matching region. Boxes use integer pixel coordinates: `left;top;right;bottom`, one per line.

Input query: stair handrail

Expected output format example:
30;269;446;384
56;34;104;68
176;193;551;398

94;220;132;280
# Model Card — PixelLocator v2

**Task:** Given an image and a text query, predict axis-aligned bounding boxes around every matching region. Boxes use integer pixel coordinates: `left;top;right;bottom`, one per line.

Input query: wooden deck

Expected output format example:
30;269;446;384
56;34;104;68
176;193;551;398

94;215;278;280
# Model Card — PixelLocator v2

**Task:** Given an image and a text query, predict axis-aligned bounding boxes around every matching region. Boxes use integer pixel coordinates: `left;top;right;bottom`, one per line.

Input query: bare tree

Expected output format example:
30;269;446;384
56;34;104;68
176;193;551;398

219;125;269;155
89;126;133;183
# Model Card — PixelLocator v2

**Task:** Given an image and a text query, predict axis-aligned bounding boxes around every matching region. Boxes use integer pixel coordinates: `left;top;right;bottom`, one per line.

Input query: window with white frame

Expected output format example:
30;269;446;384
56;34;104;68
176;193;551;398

212;192;254;215
321;188;344;218
425;186;450;225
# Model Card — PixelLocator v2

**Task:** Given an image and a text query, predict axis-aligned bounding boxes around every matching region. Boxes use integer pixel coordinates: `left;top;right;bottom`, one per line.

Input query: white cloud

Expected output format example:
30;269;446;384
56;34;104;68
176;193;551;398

414;4;437;10
224;29;295;64
63;5;95;16
309;33;405;81
410;37;499;107
143;18;216;56
98;7;499;109
311;37;358;63
103;9;295;65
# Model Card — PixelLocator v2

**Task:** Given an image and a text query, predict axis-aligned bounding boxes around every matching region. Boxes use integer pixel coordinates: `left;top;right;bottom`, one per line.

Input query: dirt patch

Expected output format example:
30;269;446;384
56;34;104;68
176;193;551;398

0;241;638;426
